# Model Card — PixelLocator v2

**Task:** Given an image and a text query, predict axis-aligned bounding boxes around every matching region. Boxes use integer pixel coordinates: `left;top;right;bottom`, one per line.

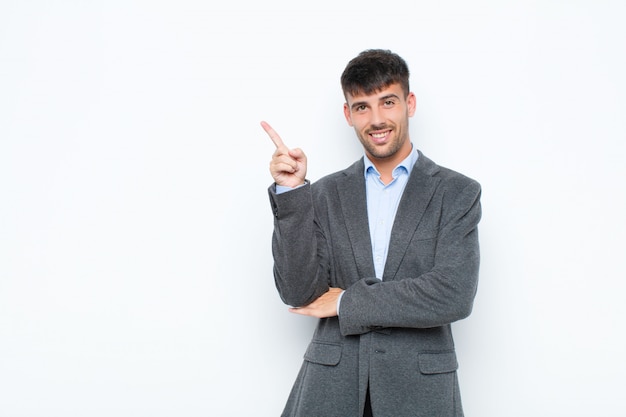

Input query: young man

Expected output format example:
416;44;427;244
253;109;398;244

262;49;481;417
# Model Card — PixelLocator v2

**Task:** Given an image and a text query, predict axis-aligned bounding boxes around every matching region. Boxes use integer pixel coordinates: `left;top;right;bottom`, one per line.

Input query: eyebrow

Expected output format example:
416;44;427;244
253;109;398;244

379;93;400;102
350;94;401;111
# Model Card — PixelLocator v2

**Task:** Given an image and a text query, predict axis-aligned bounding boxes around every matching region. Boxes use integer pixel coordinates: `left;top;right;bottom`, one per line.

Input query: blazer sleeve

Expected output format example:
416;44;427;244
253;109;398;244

337;179;482;336
268;182;330;307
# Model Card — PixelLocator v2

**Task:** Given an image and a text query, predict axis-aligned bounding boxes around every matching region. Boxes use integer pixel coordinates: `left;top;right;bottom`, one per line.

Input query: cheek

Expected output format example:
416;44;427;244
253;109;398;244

350;115;368;130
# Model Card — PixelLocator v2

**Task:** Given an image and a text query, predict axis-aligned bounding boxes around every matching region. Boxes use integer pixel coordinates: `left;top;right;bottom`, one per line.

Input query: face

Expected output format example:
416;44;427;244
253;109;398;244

343;83;416;164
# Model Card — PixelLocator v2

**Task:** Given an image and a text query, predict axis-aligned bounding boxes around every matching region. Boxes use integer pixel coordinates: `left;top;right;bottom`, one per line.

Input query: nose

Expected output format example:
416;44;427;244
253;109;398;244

369;107;385;127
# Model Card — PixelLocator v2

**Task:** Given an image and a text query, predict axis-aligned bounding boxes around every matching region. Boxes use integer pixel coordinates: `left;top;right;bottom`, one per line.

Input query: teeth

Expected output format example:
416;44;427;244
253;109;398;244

371;132;387;138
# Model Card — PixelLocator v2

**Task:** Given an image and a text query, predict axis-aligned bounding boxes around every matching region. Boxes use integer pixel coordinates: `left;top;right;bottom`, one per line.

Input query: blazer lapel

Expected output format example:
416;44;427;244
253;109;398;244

383;152;440;280
336;159;376;279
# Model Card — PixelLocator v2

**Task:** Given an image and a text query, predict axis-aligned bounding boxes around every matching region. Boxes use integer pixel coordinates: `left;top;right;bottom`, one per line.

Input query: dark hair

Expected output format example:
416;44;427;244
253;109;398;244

340;49;410;99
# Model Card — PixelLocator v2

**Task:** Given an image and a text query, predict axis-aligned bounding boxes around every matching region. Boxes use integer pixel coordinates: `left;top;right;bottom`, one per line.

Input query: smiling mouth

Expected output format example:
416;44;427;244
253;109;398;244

369;130;391;143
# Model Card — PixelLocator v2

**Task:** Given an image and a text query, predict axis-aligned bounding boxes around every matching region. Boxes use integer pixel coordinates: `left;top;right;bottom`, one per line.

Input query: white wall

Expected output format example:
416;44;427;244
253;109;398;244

1;1;625;416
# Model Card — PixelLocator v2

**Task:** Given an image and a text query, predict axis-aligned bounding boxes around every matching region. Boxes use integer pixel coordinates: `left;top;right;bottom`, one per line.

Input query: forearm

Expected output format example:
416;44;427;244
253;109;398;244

269;183;330;307
338;263;479;336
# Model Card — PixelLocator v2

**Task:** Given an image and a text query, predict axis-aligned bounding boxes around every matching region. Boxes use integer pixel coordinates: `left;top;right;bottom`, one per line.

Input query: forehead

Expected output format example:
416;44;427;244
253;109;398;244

345;83;405;105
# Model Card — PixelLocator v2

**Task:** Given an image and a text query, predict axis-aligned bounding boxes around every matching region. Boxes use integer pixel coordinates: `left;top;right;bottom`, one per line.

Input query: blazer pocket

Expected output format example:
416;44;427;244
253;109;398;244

303;341;342;366
418;351;458;375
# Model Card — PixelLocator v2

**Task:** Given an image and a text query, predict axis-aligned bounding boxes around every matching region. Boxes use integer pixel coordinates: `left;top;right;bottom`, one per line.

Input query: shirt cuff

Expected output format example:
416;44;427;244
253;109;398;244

275;181;308;194
336;290;345;316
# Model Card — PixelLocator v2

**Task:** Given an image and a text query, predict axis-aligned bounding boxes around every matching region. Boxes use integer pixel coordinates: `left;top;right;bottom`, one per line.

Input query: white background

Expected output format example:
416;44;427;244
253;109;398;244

1;1;625;416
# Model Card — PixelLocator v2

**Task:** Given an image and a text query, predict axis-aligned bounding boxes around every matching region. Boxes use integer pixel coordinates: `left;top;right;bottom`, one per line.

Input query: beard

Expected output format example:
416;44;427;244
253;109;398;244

357;124;408;160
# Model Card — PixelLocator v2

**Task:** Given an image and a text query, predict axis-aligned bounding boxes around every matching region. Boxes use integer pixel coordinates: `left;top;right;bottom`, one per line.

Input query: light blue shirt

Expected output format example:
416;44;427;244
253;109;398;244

364;145;419;279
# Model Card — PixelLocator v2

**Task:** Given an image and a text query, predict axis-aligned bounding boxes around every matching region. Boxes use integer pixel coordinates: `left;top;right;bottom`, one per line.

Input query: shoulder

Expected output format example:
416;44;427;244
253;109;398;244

417;151;481;192
312;158;364;190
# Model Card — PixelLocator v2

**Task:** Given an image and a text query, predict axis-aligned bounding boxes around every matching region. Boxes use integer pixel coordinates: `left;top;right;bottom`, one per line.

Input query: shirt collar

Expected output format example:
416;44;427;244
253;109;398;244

363;143;419;179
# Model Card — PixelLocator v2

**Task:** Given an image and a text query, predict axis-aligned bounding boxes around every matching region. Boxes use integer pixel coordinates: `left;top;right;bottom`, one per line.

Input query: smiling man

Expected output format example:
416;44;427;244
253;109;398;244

262;49;482;417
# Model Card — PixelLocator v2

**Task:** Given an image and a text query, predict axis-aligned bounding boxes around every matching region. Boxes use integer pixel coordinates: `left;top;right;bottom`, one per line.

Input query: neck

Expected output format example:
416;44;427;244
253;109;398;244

370;142;413;184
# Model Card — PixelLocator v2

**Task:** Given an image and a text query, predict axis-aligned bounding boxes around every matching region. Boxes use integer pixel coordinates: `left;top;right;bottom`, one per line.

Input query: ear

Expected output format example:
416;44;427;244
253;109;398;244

407;92;417;117
343;103;354;126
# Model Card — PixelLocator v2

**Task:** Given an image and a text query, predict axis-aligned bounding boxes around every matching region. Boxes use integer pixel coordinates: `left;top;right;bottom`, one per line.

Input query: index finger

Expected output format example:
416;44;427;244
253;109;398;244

260;120;287;149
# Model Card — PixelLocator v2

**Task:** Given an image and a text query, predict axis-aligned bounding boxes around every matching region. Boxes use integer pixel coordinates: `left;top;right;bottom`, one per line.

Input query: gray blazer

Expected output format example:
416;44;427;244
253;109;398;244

268;151;481;417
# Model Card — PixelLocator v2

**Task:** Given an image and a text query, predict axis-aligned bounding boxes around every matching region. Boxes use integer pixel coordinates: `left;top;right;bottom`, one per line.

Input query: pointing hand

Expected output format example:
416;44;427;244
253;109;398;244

261;121;307;188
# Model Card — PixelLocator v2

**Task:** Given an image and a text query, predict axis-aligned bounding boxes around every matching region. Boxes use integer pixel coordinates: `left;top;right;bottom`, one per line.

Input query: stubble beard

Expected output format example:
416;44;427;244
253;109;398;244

358;126;407;161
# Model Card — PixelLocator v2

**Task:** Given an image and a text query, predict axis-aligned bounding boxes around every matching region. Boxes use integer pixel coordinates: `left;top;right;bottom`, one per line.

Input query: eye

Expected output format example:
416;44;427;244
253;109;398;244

383;99;396;108
355;104;367;112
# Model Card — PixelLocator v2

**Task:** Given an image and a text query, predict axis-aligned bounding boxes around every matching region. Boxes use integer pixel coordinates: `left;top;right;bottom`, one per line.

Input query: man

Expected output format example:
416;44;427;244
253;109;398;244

262;49;481;417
